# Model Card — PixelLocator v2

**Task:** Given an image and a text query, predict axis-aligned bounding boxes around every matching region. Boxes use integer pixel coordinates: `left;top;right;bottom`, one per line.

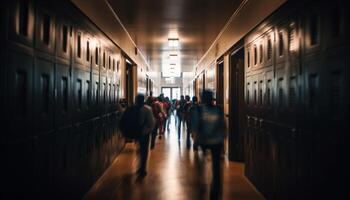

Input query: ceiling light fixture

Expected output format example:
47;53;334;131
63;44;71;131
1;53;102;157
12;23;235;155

169;54;178;60
168;38;179;47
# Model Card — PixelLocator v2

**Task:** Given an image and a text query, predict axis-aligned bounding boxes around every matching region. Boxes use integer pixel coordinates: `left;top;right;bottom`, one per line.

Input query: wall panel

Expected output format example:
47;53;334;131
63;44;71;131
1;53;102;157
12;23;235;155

243;1;350;198
1;0;125;199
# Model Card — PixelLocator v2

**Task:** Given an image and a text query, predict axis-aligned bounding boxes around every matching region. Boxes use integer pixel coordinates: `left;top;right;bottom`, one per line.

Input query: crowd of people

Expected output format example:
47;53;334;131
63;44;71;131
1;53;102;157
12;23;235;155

119;90;225;198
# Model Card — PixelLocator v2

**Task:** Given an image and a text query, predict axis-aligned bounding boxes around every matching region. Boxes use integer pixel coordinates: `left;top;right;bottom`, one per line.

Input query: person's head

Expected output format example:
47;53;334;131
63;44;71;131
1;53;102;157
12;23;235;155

192;96;198;104
159;93;165;101
185;95;190;102
201;90;214;106
165;97;170;102
146;96;154;106
180;95;184;100
135;93;145;107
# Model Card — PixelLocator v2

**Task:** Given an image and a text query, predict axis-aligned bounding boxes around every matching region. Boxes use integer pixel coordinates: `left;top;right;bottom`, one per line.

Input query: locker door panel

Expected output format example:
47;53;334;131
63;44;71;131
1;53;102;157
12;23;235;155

55;64;71;127
56;19;70;60
92;73;99;116
34;58;54;134
8;0;35;47
100;75;107;113
34;6;55;54
83;70;90;120
107;76;112;111
7;51;33;140
73;68;84;122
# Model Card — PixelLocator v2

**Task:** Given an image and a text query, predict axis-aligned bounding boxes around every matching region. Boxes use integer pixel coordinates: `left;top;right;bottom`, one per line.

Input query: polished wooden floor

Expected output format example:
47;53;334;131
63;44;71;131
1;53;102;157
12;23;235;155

84;115;264;200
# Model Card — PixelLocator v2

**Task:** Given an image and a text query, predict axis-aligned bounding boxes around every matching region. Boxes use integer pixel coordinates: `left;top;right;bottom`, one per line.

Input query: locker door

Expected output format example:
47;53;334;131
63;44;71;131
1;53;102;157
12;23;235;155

107;75;113;111
34;6;55;54
92;72;99;115
34;58;54;134
6;51;34;140
55;64;71;128
8;0;35;47
100;75;107;113
83;70;91;120
73;68;84;122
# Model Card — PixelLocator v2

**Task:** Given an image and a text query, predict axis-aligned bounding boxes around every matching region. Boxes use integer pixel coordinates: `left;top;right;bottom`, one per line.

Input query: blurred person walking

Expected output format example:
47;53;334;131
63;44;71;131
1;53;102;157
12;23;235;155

189;96;200;150
191;90;225;198
176;95;186;140
120;94;155;177
184;95;192;148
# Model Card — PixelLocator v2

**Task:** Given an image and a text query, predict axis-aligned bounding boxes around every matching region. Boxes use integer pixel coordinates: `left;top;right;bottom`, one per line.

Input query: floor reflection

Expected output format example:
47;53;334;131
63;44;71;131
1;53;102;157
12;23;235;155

84;115;263;200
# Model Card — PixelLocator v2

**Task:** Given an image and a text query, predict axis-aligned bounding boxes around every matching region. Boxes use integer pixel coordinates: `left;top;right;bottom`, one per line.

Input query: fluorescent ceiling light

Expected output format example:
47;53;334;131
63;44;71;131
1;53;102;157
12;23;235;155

161;51;181;77
169;54;178;60
168;38;179;47
162;64;181;77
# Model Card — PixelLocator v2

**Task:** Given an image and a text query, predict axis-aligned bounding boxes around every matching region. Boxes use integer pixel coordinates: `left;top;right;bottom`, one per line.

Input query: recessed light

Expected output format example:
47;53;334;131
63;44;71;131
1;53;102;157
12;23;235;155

168;38;179;47
169;54;178;60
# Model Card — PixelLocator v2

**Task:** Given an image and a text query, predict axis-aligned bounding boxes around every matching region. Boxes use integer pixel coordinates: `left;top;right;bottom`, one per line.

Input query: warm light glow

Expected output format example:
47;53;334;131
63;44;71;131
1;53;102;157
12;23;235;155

168;38;179;47
162;52;181;77
169;54;178;60
165;77;175;84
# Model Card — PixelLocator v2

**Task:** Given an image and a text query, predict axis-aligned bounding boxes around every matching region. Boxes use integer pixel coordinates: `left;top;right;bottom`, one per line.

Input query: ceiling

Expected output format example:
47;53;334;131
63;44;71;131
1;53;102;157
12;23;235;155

107;0;244;73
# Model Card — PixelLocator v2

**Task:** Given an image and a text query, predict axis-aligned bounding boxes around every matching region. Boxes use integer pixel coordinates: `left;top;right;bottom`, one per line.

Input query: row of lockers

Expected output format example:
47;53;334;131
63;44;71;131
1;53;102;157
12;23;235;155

1;0;127;199
244;0;349;199
1;0;123;140
245;117;348;199
2;114;125;199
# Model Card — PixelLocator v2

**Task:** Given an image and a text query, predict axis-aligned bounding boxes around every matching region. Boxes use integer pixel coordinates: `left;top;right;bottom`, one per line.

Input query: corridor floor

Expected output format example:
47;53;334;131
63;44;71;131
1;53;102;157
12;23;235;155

84;115;264;200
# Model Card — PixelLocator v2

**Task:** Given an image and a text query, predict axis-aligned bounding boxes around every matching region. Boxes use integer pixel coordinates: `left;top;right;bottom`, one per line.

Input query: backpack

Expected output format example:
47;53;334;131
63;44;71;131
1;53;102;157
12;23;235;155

196;105;225;145
120;106;143;139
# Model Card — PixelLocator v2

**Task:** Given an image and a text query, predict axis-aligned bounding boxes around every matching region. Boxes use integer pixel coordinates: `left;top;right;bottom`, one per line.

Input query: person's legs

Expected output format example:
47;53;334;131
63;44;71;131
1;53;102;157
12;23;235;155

138;134;150;176
163;117;167;133
166;113;170;131
186;121;191;148
150;125;158;149
210;144;223;195
158;119;164;138
177;115;182;140
193;135;199;151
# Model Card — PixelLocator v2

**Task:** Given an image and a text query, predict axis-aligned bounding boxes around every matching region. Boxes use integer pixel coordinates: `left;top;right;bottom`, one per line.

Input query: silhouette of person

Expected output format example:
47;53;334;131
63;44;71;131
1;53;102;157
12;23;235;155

191;90;225;198
134;94;155;177
176;95;186;140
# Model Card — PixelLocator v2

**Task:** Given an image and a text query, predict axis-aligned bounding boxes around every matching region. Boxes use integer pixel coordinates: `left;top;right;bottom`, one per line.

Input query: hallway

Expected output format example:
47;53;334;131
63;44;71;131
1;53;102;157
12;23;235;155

1;0;348;198
84;116;263;200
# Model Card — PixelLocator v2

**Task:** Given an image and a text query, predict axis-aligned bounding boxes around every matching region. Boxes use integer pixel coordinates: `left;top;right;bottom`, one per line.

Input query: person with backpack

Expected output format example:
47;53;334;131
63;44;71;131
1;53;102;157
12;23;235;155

191;90;225;198
120;94;155;177
164;96;172;132
184;95;192;148
176;95;186;140
189;96;200;150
